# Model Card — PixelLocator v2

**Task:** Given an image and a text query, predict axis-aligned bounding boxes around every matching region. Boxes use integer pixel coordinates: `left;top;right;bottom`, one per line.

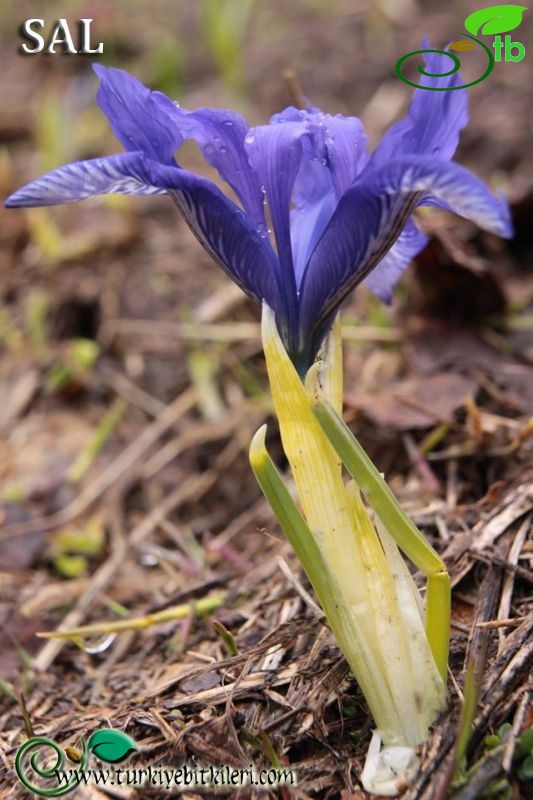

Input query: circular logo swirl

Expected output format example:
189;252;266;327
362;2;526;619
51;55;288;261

15;736;87;796
395;33;495;90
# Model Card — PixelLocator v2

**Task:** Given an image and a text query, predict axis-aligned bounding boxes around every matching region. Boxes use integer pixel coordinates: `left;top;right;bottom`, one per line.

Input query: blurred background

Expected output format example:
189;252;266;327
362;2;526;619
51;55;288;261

0;2;531;798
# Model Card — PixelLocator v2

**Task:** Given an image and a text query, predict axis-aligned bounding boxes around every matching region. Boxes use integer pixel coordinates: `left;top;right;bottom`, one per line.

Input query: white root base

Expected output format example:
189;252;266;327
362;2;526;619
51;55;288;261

361;731;419;796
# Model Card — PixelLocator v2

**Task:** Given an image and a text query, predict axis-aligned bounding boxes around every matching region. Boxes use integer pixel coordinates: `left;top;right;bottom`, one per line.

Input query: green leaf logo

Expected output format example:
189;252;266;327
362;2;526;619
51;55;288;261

464;5;527;36
87;729;137;764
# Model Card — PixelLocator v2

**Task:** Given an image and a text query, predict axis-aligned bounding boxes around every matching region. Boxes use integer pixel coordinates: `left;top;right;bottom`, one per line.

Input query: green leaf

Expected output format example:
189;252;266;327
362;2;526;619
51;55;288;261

464;5;527;36
448;40;477;51
212;620;239;656
519;727;533;751
249;425;332;603
498;722;512;739
515;727;533;759
87;729;137;764
518;753;533;782
53;553;88;579
484;733;501;749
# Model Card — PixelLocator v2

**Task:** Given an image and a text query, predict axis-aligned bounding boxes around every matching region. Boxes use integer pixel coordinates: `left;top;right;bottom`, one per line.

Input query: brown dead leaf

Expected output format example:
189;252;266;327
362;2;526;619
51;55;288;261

0;530;44;571
179;670;222;695
0;366;39;433
348;373;477;429
186;715;247;767
407;328;505;374
0;505;44;570
1;411;95;495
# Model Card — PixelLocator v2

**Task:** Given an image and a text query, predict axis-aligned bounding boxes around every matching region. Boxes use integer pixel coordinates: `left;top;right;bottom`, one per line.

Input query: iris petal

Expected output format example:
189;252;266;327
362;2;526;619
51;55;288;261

154;103;266;230
272;106;368;197
290;156;337;287
370;43;468;166
320;113;368;198
93;65;183;163
5;152;284;333
4;152;167;206
363;219;428;303
299;155;512;352
276;107;368;285
381;157;513;237
245;121;308;348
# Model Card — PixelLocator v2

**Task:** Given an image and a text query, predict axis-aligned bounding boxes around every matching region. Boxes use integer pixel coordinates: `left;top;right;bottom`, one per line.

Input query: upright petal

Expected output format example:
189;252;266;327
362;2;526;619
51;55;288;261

93;65;183;163
154;103;266;230
320;113;369;198
298;155;512;357
371;43;468;165
272;106;368;197
273;107;369;285
245;121;308;349
290;155;337;287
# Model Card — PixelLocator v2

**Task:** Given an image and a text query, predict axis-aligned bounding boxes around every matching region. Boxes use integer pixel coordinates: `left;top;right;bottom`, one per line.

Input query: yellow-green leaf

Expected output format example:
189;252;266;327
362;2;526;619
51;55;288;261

448;41;477;51
464;5;527;36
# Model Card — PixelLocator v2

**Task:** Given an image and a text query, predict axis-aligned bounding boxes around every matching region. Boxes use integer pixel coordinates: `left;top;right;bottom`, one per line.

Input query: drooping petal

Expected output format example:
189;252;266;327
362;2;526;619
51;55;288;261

245;121;308;348
299;155;512;355
382;157;512;237
159;171;284;332
4;152;168;206
363;219;428;303
370;43;468;165
93;65;183;163
5;152;285;334
155;103;266;229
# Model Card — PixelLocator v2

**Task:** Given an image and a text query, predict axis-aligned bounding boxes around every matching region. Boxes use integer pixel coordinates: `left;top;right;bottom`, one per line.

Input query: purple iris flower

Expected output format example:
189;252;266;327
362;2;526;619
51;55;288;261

5;51;512;372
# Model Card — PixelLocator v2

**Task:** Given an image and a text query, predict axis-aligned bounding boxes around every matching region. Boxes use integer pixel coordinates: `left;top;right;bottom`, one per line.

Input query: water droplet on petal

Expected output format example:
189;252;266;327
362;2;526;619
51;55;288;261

245;132;256;145
223;120;234;127
219;145;227;153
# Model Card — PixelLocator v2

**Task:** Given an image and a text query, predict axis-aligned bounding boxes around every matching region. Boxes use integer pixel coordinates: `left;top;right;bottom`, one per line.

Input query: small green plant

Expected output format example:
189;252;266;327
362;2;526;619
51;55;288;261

485;723;533;783
450;722;533;798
